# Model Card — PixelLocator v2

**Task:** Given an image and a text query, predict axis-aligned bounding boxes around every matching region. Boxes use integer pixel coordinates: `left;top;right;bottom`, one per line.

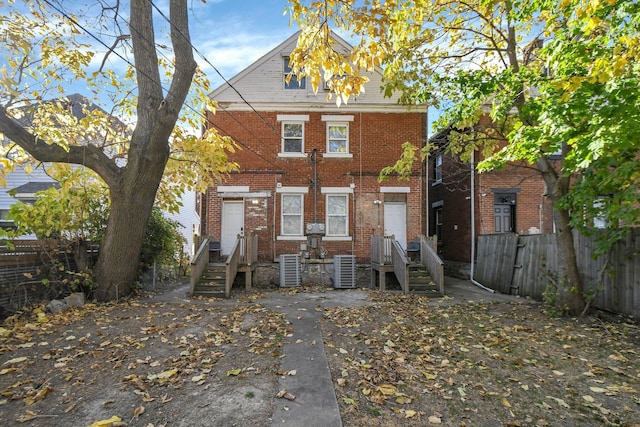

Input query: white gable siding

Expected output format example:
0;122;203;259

0;165;55;212
210;32;406;110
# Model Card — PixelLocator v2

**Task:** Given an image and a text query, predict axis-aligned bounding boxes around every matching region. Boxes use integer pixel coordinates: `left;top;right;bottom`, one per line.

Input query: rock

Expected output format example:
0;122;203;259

64;292;85;308
46;299;68;314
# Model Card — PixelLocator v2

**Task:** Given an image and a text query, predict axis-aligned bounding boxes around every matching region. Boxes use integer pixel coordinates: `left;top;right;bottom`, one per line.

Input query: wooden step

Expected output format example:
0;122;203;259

193;282;225;297
407;266;438;294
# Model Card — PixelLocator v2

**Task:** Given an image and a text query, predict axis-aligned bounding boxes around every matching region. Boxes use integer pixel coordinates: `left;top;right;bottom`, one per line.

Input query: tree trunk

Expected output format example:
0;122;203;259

89;0;196;301
537;157;585;315
91;174;162;301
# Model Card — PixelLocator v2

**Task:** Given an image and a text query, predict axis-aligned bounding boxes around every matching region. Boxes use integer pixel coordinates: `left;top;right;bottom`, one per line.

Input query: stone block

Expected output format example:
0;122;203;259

47;299;68;314
64;292;85;308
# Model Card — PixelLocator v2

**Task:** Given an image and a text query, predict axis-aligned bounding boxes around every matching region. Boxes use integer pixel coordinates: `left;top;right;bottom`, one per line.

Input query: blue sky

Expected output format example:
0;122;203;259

14;0;437;132
181;0;439;130
185;0;296;88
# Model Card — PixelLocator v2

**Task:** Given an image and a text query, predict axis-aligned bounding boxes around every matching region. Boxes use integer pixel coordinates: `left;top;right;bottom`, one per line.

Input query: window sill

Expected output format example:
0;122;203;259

323;153;353;159
322;236;352;241
278;153;307;159
277;235;307;241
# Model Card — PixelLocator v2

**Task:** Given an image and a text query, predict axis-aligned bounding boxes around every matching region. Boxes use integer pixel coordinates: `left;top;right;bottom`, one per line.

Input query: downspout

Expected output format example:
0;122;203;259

469;150;494;293
313;148;317;223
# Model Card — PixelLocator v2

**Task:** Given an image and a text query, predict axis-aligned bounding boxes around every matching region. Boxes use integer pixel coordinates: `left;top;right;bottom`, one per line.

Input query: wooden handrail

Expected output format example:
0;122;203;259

190;238;210;296
391;240;410;293
225;236;241;298
371;235;394;265
419;234;445;295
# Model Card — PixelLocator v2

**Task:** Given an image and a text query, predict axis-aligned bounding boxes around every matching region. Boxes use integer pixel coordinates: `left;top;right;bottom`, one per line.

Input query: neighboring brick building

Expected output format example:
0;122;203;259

200;32;427;267
427;123;555;277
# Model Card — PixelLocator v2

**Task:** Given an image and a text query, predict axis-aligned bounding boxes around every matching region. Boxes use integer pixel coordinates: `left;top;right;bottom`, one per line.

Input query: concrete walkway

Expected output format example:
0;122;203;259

261;291;370;427
143;277;533;426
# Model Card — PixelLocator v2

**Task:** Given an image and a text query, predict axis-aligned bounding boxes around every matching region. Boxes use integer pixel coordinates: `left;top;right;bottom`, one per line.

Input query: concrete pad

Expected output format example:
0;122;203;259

261;290;368;427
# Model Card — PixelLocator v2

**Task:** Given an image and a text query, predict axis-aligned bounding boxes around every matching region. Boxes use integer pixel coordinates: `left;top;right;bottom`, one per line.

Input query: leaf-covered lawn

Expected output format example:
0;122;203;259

0;294;288;426
1;287;638;426
322;292;640;427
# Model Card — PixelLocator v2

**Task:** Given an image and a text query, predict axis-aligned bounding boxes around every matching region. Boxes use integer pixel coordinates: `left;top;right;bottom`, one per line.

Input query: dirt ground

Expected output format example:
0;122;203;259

1;281;640;427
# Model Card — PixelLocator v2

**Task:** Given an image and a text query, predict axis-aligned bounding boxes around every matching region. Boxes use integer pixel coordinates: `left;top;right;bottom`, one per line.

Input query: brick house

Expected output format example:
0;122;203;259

427;119;555;277
200;32;427;279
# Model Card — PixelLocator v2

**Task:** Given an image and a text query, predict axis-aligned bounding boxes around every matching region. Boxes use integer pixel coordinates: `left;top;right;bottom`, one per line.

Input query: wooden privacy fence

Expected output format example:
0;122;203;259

0;240;63;312
475;230;640;318
0;239;98;313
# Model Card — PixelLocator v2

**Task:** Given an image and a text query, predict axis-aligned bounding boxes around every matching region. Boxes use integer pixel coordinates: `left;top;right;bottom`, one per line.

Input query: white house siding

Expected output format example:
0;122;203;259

0;165;55;214
0;165;55;239
166;190;198;257
210;31;402;109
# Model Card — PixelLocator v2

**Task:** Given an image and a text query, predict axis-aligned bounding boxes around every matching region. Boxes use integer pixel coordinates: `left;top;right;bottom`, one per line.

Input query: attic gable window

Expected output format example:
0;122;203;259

283;57;305;90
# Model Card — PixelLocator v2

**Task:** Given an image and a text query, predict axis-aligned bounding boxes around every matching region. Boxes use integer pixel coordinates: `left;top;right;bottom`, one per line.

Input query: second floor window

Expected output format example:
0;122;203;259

282;122;304;153
284;57;306;90
434;153;443;183
327;123;348;153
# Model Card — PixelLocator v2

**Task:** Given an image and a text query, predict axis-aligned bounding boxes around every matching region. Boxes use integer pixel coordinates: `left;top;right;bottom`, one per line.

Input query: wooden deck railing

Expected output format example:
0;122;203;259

371;235;394;265
225;237;241;298
419;234;445;295
239;232;258;265
189;238;210;296
391;240;410;293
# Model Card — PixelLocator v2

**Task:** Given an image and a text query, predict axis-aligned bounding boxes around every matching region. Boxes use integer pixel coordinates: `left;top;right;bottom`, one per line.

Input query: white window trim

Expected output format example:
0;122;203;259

321;115;354;122
280;121;305;155
325;193;350;237
283;57;306;90
278;115;310;122
276;186;309;194
279;193;304;237
321;187;354;194
380;187;410;193
324;121;351;157
217;185;249;193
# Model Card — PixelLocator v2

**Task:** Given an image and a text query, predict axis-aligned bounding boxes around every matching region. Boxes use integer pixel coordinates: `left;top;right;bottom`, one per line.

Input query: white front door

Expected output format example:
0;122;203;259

221;200;244;255
384;202;407;249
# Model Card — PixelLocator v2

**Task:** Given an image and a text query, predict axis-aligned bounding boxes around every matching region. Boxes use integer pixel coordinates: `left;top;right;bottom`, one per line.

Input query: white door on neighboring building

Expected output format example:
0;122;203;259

221;200;244;255
384;202;407;249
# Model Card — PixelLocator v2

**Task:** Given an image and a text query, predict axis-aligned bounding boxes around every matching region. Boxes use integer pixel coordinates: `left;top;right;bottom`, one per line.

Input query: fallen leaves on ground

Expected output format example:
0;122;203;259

322;291;640;426
0;290;288;426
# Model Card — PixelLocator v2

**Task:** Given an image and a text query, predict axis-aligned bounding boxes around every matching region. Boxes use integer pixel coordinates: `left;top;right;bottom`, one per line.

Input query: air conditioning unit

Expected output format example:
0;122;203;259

279;254;301;287
333;255;356;289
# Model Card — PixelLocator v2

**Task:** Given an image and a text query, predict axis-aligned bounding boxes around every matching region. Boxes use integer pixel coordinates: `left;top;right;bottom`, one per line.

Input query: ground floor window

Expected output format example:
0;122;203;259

326;194;348;236
282;194;303;236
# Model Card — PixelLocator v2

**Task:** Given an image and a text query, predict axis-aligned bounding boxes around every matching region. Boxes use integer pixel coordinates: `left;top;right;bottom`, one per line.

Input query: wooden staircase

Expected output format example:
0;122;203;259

192;263;226;297
408;263;439;295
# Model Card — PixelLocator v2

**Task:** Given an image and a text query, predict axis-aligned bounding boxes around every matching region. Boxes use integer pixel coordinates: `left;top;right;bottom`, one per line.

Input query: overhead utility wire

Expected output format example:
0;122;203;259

147;0;283;139
41;0;281;169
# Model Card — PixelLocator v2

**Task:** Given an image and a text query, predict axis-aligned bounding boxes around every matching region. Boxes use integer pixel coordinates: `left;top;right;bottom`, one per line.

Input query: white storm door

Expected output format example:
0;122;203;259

384;202;407;249
221;200;244;255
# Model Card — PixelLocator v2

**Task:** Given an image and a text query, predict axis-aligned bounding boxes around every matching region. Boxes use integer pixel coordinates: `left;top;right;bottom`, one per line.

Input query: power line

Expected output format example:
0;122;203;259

38;0;282;169
147;0;282;139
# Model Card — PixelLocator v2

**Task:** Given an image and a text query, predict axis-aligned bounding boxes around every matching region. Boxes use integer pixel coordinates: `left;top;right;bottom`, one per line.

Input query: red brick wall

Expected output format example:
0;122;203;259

202;110;426;263
427;122;554;265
